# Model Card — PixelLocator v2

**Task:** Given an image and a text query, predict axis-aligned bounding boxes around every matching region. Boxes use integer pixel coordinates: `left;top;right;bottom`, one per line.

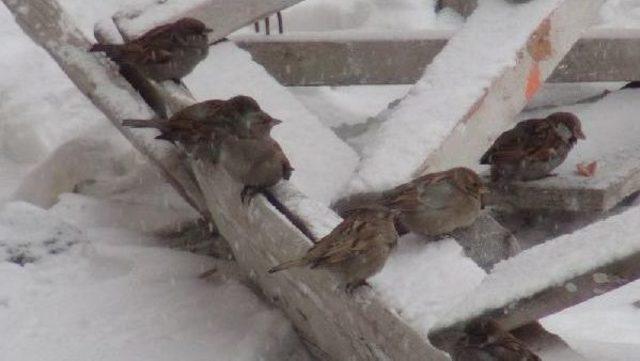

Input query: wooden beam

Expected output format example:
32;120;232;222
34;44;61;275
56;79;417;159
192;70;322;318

430;250;640;352
112;0;306;42
344;0;606;196
428;202;640;352
14;2;450;359
234;28;640;86
2;0;211;221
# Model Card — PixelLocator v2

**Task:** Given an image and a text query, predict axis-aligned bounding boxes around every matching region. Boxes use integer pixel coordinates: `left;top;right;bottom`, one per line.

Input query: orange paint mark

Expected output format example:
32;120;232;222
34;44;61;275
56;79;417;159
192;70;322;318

525;63;541;101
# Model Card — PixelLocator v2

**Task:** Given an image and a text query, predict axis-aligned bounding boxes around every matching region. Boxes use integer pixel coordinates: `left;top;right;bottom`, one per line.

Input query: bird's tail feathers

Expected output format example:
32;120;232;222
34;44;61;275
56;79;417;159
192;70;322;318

268;259;306;274
89;43;123;60
121;118;168;130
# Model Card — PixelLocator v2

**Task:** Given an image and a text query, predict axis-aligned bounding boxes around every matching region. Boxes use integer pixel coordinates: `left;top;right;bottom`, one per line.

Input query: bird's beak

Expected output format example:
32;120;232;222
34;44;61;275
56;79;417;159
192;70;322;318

270;118;283;126
576;128;586;140
204;28;214;33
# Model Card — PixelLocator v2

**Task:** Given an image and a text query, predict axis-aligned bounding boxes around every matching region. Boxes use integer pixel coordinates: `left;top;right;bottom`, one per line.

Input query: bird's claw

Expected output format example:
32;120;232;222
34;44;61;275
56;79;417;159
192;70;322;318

240;186;259;204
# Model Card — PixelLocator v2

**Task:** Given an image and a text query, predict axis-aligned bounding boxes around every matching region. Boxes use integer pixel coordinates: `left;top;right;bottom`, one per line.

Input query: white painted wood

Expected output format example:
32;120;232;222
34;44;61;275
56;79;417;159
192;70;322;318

345;0;606;196
112;0;306;42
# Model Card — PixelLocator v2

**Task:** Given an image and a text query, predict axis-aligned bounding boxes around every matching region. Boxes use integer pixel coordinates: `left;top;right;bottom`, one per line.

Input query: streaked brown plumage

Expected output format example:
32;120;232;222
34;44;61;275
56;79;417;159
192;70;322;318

122;95;280;158
381;167;487;237
268;207;398;292
90;18;211;82
481;112;586;182
452;318;541;361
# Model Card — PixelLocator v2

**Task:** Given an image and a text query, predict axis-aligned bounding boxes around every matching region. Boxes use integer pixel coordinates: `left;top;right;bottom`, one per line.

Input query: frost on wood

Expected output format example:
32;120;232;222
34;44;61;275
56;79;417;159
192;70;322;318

346;0;605;195
432;205;640;336
113;0;306;41
2;0;209;218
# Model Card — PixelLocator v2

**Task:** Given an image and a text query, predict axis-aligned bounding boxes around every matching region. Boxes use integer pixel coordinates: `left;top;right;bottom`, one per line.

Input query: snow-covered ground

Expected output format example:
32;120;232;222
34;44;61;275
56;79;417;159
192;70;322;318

2;0;640;360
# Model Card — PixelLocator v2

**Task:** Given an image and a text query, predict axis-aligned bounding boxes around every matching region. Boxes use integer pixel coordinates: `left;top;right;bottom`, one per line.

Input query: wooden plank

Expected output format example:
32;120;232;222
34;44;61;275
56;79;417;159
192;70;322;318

112;0;306;42
91;12;448;361
193;166;450;361
430;251;640;352
2;0;211;221
234;28;640;85
428;204;640;352
343;0;606;197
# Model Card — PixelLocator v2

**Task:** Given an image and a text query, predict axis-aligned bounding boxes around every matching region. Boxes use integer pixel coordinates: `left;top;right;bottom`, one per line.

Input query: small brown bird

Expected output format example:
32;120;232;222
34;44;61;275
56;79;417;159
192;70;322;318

268;207;398;293
381;167;487;237
90;17;211;82
452;318;541;361
481;112;586;182
122;95;280;158
219;135;293;202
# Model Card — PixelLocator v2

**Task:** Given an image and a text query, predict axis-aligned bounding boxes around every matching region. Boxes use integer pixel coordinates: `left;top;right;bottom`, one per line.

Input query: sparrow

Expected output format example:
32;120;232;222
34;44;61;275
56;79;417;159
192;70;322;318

381;167;487;237
268;207;398;293
90;17;212;82
122;95;281;158
452;318;541;361
218;135;293;203
480;112;586;182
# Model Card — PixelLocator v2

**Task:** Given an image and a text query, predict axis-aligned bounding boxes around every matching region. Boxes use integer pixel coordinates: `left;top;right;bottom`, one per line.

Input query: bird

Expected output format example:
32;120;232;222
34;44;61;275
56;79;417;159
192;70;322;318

380;167;487;237
122;95;281;158
122;95;292;202
90;17;212;82
218;134;293;203
268;207;399;293
452;318;541;361
480;112;586;182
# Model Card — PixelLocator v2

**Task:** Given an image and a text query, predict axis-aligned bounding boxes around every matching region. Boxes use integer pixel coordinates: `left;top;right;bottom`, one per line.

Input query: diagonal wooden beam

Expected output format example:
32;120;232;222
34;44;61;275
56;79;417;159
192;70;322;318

2;0;211;221
429;205;640;352
112;0;306;42
4;1;454;359
344;0;606;197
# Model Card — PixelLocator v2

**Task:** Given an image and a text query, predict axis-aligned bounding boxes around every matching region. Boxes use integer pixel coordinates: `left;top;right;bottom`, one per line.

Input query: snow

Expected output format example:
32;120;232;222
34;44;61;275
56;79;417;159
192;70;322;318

344;0;566;195
435;204;640;329
370;234;486;338
501;88;640;193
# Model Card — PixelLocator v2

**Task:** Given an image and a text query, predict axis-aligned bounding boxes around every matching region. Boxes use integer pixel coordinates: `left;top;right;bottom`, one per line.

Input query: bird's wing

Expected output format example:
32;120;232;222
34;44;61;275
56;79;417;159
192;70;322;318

308;218;373;267
480;118;552;164
489;335;541;361
382;171;450;211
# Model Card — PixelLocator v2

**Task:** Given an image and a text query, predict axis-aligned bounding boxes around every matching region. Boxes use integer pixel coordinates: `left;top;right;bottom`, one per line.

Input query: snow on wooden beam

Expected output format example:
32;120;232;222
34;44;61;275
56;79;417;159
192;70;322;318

112;0;305;42
429;205;640;350
235;28;640;85
89;16;450;361
485;153;640;212
344;0;606;196
3;0;211;220
193;166;450;361
436;0;478;17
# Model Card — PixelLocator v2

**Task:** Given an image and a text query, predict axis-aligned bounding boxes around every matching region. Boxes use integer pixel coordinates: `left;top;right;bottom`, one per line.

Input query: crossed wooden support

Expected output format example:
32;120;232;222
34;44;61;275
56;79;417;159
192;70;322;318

4;0;638;360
